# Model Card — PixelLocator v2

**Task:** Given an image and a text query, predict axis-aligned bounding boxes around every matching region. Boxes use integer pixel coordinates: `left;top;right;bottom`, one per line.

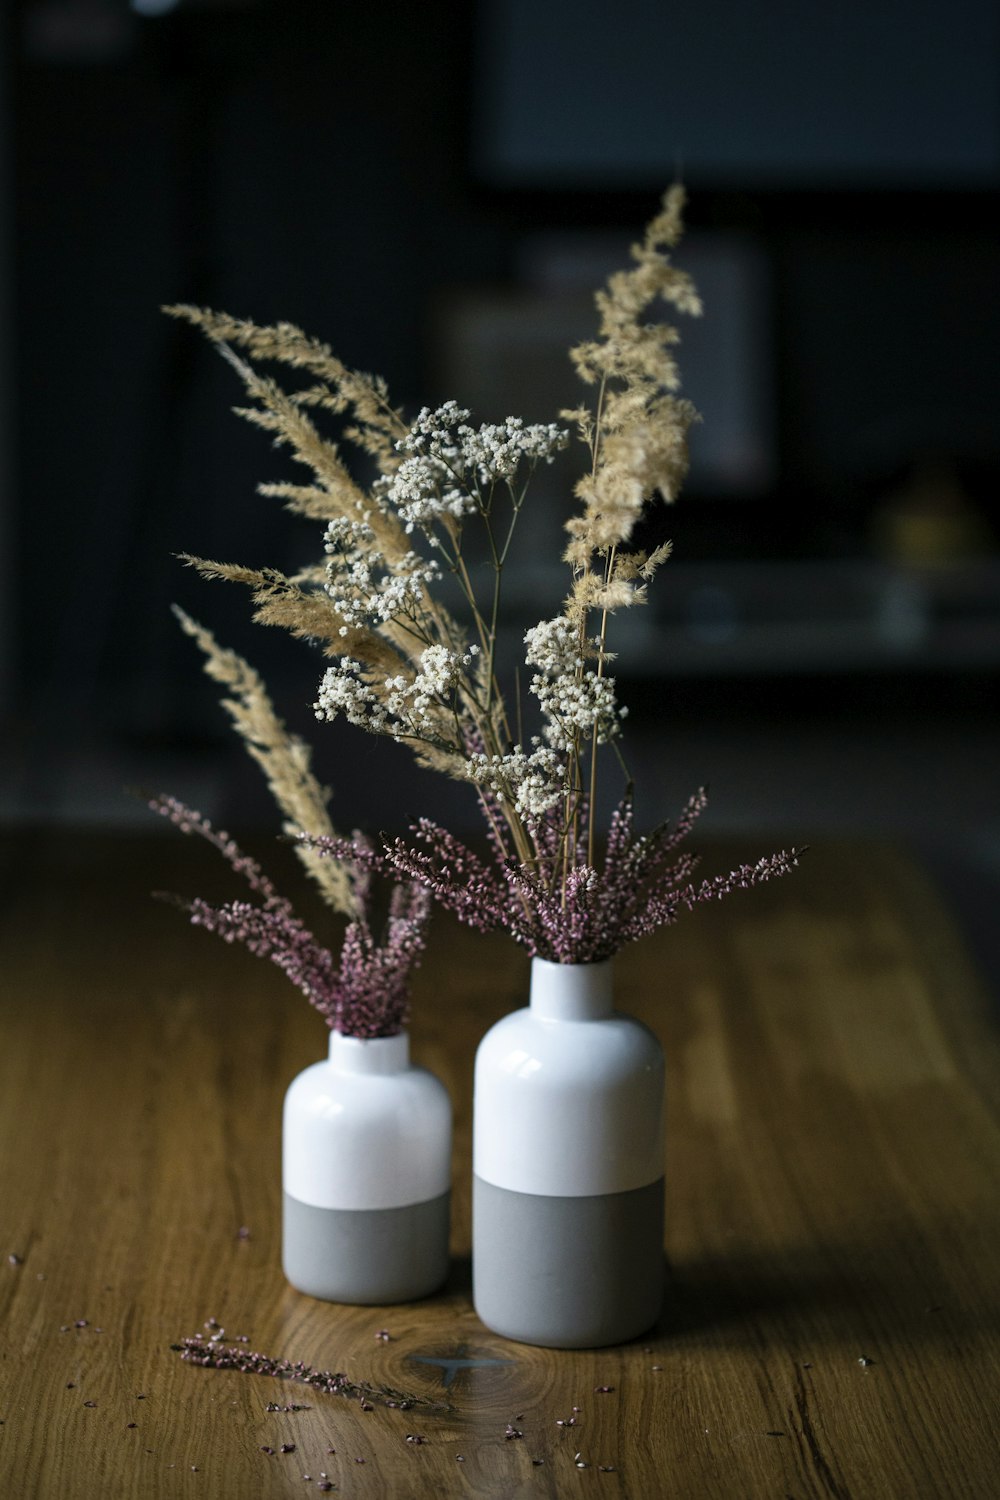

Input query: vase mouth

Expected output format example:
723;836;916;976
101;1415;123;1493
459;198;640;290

328;1029;410;1075
529;954;615;1020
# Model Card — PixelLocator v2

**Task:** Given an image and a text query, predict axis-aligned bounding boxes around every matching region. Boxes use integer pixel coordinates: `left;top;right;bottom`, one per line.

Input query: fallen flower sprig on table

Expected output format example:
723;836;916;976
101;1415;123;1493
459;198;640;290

170;1336;453;1413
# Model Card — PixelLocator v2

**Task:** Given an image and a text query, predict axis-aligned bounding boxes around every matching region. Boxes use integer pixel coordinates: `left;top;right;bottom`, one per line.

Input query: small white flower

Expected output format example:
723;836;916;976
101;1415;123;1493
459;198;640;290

466;745;566;819
383;403;568;535
523;618;620;750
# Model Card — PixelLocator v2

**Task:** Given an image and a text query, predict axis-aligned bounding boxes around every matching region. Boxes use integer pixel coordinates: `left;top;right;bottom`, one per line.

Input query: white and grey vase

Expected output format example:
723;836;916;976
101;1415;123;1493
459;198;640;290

473;955;665;1347
282;1029;451;1304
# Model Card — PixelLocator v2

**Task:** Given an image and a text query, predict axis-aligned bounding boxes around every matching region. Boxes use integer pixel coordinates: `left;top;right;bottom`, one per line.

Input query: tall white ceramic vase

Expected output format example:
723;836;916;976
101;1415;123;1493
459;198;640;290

473;956;665;1347
283;1029;451;1304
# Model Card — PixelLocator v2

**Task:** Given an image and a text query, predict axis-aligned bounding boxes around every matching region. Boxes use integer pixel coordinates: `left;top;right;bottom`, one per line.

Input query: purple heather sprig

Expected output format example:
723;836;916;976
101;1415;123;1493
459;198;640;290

304;788;803;965
150;794;429;1037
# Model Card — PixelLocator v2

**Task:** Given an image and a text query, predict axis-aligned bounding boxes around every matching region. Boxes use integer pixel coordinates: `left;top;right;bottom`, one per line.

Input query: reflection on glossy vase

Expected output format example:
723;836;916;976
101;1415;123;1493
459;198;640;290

473;956;665;1347
283;1030;451;1304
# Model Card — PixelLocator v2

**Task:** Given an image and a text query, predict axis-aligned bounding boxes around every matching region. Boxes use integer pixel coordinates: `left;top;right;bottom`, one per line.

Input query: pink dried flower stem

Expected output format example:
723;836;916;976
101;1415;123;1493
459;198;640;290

308;788;803;965
150;795;429;1037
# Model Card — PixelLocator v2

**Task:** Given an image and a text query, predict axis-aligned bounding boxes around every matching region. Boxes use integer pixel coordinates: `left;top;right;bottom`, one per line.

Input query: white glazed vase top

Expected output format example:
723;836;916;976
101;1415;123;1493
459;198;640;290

283;1030;452;1211
474;956;665;1198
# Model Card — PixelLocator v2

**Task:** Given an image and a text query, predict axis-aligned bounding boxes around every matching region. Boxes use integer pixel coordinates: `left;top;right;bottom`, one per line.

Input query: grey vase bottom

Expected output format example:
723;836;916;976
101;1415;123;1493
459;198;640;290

283;1191;450;1304
473;1175;665;1348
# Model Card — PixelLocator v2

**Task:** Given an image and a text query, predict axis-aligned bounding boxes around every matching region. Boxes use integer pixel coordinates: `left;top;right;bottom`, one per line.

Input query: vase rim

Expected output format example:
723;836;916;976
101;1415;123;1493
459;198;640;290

531;954;614;971
529;954;615;1019
328;1028;410;1074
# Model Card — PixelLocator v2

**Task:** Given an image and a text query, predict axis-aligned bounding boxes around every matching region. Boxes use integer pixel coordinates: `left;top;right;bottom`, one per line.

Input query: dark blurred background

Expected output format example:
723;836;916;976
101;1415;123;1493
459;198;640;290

2;0;998;966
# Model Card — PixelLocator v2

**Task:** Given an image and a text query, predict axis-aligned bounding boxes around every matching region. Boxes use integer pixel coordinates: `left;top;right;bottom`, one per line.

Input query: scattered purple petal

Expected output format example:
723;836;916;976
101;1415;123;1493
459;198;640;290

595;1385;614;1393
280;1443;296;1453
505;1423;523;1440
237;1226;251;1240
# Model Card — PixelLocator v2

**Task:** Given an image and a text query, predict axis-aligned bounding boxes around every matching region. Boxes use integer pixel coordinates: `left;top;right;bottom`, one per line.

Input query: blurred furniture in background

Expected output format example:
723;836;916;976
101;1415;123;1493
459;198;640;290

2;1;997;988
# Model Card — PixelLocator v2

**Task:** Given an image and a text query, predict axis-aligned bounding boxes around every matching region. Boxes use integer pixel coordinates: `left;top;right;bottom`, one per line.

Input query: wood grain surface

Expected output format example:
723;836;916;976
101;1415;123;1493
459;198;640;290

1;828;999;1498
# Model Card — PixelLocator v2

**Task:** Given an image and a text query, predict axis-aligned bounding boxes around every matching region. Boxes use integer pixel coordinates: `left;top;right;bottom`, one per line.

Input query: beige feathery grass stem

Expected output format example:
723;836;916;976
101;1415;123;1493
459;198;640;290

172;607;357;918
586;545;617;867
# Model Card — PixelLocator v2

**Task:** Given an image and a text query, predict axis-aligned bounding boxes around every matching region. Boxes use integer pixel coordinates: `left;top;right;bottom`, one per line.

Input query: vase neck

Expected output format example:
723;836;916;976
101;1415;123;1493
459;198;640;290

328;1030;410;1075
529;956;615;1020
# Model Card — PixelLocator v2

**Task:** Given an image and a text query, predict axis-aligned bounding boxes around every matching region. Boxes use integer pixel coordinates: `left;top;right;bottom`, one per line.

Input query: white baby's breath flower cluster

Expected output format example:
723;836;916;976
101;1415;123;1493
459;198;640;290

461;417;569;482
384;642;479;736
317;642;479;745
384;400;568;536
524;617;624;753
323;515;440;634
313;658;385;731
466;744;566;820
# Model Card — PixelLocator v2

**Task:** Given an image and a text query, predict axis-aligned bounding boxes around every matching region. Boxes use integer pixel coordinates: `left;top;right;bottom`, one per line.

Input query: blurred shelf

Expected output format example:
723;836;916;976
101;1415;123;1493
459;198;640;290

498;556;1000;677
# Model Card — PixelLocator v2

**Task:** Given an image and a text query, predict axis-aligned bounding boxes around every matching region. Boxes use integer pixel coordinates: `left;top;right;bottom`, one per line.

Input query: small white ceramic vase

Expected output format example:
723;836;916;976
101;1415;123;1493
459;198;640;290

283;1029;451;1304
473;955;665;1347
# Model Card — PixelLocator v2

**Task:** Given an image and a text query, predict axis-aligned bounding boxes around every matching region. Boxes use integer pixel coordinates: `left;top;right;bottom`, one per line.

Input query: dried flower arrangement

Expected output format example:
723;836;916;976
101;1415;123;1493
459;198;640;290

152;611;429;1038
165;186;800;967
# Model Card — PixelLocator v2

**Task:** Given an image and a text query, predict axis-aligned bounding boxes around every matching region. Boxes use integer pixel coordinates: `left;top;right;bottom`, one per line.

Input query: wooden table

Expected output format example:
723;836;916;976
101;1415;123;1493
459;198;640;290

2;828;999;1498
